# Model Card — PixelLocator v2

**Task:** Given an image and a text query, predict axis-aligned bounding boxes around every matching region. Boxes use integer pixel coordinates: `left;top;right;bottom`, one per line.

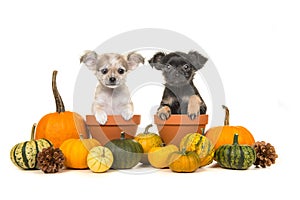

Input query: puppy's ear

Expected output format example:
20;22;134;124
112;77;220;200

148;52;166;70
80;50;98;71
126;52;145;71
188;51;208;70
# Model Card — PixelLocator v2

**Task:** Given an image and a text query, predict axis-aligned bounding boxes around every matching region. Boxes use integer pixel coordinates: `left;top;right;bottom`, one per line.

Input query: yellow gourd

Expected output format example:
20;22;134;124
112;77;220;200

148;144;178;168
87;146;114;173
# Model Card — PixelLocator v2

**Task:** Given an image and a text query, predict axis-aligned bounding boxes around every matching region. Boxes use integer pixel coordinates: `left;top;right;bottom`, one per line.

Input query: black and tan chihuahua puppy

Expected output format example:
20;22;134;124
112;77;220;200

149;51;208;120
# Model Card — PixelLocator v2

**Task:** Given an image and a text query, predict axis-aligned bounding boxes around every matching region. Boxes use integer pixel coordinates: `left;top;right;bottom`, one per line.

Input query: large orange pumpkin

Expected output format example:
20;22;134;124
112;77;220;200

205;105;255;150
34;71;88;148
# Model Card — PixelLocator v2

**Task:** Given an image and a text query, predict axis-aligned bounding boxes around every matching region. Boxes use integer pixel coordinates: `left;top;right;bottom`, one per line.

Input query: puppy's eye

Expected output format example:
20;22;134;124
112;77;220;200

101;68;108;74
183;64;190;70
166;64;172;70
118;68;125;74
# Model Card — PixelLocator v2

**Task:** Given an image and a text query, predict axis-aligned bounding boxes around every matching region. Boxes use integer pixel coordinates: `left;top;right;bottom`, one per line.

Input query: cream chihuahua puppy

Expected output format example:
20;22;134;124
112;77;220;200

80;50;144;125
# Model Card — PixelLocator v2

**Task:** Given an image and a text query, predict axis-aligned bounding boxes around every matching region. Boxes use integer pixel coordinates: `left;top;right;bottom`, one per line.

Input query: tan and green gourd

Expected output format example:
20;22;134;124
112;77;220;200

10;124;53;170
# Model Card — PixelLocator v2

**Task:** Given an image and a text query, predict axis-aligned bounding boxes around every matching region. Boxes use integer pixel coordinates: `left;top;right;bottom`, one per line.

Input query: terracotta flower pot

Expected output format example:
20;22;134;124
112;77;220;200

86;115;141;145
154;114;209;147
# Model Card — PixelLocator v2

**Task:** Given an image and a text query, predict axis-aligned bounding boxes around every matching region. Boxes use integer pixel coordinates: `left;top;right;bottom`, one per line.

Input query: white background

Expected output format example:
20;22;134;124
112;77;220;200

1;0;299;199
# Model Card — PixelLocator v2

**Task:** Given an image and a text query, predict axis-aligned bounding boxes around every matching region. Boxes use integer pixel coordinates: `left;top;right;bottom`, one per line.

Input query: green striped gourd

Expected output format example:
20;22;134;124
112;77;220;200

104;131;143;169
179;132;214;167
215;133;256;170
10;124;53;169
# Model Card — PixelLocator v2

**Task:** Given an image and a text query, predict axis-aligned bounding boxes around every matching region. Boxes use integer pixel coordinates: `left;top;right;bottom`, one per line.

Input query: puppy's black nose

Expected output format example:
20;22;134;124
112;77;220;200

109;77;116;83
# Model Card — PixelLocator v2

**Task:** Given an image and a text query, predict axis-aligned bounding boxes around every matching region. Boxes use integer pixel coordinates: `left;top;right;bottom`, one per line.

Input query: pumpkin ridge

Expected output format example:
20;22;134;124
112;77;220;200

11;145;20;168
227;146;233;169
218;146;223;167
250;148;256;166
122;142;131;168
238;146;244;169
132;142;142;167
14;144;23;168
113;141;124;168
21;142;29;169
187;154;192;171
222;146;229;168
33;140;39;169
43;139;53;148
28;141;37;168
231;145;237;169
196;135;203;154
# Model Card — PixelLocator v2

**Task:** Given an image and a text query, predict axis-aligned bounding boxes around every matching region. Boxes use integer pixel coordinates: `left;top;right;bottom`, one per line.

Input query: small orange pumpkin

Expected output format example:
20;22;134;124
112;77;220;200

205;105;255;150
168;148;200;173
60;135;100;169
179;133;214;167
35;71;88;148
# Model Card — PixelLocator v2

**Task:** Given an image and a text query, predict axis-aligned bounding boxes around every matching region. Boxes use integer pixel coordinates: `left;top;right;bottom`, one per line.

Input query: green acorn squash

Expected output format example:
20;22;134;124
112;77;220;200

215;133;256;170
104;131;143;169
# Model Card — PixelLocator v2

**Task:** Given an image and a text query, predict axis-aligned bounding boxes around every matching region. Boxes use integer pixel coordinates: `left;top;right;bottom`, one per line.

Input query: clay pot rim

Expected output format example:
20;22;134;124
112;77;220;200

154;114;208;125
86;115;141;126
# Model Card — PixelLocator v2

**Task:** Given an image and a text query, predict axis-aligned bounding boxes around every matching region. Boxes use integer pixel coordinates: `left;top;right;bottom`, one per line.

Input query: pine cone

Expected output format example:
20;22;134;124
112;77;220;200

253;141;278;168
37;146;65;173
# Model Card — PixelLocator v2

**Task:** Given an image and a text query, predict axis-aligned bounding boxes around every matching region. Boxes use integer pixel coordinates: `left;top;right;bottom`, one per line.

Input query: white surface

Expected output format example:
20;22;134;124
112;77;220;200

1;0;298;199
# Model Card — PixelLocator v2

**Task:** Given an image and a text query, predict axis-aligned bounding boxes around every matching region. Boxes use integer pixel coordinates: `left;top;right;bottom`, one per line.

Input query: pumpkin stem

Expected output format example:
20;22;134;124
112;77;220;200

31;123;37;140
52;70;65;113
160;143;166;147
201;128;205;136
79;134;84;140
233;133;239;145
222;105;230;126
144;124;153;134
181;147;187;155
120;131;126;140
102;148;106;157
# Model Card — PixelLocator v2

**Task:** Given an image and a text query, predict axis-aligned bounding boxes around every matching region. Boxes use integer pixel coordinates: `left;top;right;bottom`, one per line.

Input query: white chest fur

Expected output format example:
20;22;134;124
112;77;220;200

92;84;132;115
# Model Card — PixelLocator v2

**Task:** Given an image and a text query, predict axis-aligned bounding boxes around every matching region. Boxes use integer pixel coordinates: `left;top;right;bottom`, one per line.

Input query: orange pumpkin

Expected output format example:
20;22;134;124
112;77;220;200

179;133;214;167
168;148;200;173
60;135;100;169
205;105;255;150
35;71;88;148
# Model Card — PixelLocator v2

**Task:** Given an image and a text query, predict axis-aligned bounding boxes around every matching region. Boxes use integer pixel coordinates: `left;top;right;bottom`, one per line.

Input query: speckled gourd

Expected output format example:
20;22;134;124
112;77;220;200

10;124;52;169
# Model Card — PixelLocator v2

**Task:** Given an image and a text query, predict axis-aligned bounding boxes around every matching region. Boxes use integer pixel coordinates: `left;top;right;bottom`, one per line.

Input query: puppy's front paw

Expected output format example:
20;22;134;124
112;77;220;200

188;96;201;120
95;111;108;125
188;112;199;120
188;106;200;120
121;109;134;121
157;106;171;120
